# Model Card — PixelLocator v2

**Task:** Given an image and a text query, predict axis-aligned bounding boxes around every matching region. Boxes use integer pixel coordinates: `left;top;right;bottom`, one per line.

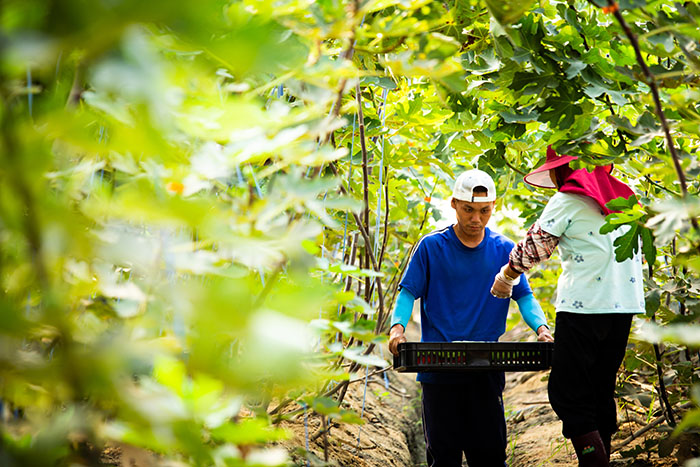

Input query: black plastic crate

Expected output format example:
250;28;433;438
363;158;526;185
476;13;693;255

393;341;554;372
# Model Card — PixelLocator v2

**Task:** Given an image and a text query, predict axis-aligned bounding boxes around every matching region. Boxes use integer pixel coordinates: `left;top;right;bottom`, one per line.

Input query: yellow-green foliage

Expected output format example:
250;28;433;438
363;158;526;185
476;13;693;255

1;0;699;465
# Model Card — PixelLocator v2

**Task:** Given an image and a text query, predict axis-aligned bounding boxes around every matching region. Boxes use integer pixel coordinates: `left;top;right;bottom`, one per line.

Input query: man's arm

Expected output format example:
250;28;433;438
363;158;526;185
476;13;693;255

388;288;416;355
515;294;553;342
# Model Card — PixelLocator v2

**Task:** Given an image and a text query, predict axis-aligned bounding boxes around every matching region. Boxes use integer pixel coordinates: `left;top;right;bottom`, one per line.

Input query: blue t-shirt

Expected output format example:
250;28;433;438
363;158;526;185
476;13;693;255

400;225;533;383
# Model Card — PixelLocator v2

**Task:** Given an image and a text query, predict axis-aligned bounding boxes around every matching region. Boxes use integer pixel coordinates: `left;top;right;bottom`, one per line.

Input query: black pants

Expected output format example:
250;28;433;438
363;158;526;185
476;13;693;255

548;312;633;439
421;373;507;467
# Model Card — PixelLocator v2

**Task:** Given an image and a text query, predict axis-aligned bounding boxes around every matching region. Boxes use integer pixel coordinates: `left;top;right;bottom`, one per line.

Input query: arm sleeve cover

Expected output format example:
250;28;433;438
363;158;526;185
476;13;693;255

515;293;548;333
509;222;560;274
390;288;416;330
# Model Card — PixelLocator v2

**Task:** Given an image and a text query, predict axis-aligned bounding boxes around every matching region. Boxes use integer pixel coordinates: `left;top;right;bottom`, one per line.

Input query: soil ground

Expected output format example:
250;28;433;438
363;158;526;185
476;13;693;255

281;321;699;466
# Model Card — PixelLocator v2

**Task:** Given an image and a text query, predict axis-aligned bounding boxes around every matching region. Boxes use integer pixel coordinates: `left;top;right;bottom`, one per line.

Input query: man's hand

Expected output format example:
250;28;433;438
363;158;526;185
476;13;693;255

537;325;554;342
389;324;407;356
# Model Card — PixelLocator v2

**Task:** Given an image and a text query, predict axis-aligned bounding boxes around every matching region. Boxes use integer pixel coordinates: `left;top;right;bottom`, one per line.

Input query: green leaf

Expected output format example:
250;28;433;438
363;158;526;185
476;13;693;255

310;396;341;416
619;0;647;10
439;73;468;93
645;288;661;317
342;347;389;368
498;108;540;123
605;195;638;211
345;296;376;316
641;227;657;269
361;76;397;90
315;259;384;278
538;94;584;130
612;223;640;262
599;221;616;235
510;71;551;93
510;47;532;64
637;322;700;346
647;199;691;245
484;0;536;25
463;48;502;75
565;60;587;79
210;419;289;445
675;409;700;437
301;239;321;255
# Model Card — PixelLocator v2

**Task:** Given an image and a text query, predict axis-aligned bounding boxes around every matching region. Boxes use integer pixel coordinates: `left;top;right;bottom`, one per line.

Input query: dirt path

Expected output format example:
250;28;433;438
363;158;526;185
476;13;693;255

504;369;573;465
281;322;577;466
500;326;697;467
501;326;573;466
280;321;573;466
279;369;422;466
282;322;697;466
285;363;572;466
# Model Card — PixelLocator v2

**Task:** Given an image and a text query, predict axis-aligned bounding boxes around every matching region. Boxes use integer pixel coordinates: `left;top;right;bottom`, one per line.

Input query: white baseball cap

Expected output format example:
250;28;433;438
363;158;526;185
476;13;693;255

452;169;497;202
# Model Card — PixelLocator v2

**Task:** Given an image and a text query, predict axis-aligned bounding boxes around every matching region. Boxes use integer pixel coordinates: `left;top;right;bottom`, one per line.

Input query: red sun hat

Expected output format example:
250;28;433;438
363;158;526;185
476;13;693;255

523;146;579;189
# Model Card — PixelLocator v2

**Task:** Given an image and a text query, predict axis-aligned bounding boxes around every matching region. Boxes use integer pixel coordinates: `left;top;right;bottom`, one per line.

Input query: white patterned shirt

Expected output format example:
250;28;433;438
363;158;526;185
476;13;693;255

539;192;644;314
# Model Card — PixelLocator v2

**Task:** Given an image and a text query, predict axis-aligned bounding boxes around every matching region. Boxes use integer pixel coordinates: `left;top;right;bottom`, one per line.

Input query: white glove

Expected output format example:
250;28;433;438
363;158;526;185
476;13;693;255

490;264;520;299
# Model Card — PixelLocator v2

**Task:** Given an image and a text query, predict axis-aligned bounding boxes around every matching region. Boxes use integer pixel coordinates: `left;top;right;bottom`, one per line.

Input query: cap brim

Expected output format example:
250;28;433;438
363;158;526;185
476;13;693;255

524;154;578;188
523;171;556;189
452;191;497;202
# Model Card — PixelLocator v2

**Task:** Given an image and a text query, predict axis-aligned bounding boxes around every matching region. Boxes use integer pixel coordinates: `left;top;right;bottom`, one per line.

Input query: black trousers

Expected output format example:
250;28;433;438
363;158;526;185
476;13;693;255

548;312;633;439
421;373;507;467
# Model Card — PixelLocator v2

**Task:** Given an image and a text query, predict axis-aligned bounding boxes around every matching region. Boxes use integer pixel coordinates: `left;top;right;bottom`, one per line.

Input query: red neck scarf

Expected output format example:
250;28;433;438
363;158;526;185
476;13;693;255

554;165;635;216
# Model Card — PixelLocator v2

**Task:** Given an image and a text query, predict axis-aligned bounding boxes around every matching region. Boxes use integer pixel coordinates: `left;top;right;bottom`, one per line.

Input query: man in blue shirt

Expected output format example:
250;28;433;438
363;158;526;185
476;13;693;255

388;169;553;466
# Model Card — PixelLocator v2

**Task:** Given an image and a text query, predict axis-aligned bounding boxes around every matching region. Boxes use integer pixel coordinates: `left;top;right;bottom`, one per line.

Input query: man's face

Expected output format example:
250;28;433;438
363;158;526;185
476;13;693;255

451;195;494;237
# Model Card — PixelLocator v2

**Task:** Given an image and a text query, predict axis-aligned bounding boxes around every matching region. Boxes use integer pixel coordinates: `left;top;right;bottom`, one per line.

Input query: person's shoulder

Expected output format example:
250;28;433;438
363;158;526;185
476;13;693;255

416;226;451;249
407;226;451;261
552;191;588;206
543;192;585;214
552;191;600;213
485;228;516;249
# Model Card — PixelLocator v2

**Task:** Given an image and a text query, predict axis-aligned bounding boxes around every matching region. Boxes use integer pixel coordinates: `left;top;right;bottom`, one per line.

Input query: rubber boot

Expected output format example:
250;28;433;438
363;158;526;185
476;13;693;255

570;431;609;467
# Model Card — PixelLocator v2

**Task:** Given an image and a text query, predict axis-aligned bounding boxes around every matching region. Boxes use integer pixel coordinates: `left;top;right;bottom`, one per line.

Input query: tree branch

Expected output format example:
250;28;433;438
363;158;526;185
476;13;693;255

355;84;372;305
644;175;681;197
614;401;693;451
66;61;85;109
500;153;527;176
321;0;361;143
599;0;699;235
652;340;676;427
